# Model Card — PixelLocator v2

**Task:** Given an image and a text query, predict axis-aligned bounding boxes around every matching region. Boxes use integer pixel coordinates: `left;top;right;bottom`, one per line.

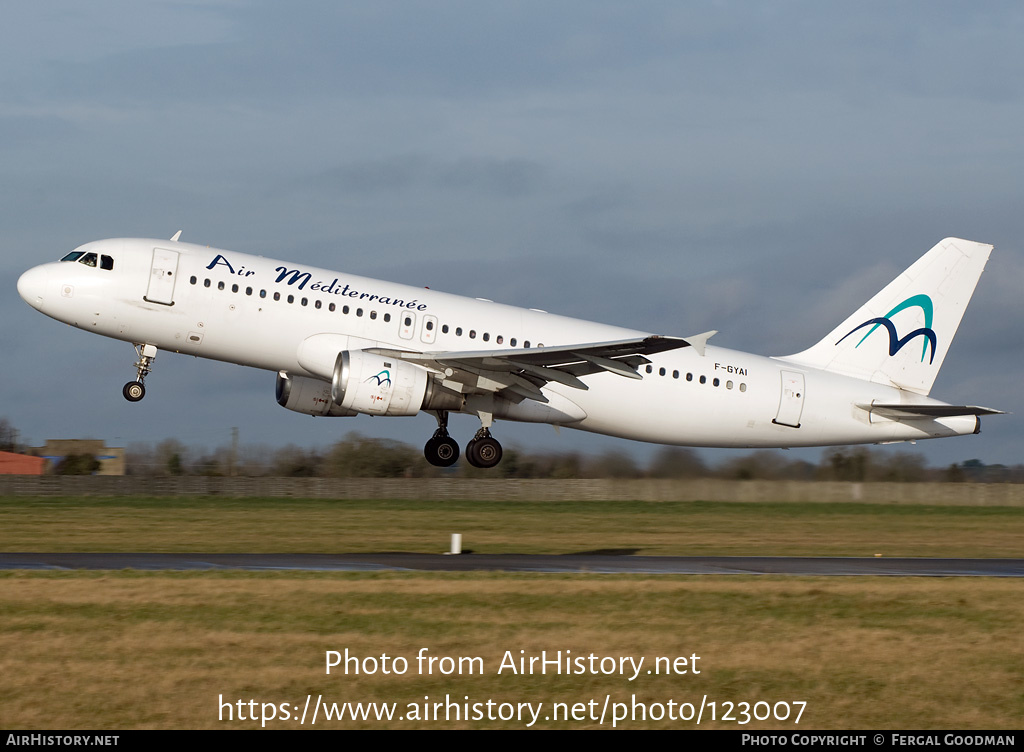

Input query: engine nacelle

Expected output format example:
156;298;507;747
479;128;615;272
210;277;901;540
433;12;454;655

276;371;357;417
332;350;430;416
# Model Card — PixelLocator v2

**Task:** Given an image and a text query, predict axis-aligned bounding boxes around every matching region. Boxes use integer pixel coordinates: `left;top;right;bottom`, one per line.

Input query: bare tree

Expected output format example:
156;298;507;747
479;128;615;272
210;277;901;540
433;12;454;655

0;418;19;453
648;447;707;478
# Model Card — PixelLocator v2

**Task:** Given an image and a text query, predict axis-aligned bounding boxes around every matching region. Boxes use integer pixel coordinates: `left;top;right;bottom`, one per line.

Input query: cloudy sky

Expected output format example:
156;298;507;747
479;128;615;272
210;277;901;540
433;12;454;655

3;1;1022;468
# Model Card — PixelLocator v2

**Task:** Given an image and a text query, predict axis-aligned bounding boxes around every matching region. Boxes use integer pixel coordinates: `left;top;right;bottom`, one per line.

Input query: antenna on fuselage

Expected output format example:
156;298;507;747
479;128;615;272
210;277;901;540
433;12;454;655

169;230;182;242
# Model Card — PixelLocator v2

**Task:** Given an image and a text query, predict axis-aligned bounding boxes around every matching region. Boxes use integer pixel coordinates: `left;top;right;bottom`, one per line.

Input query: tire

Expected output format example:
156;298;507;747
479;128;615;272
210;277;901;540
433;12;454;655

467;437;502;468
434;437;460;466
425;436;460;467
123;381;146;402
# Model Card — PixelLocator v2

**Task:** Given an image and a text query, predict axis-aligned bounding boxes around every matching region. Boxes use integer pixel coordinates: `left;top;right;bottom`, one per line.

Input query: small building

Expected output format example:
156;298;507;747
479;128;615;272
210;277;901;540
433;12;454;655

0;451;47;475
31;440;126;476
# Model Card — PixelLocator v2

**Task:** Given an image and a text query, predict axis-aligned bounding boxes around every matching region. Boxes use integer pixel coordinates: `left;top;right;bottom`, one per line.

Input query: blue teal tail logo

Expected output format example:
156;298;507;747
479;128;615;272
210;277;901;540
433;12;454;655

365;369;392;387
836;294;937;363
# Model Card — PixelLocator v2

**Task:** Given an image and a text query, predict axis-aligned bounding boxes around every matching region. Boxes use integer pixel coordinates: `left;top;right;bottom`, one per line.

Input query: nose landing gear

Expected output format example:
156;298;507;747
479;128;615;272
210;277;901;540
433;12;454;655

123;344;157;402
122;381;146;402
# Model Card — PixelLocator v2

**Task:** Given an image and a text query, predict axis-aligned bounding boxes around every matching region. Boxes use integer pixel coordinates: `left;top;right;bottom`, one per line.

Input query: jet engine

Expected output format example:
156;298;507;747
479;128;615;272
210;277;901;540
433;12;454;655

276;371;357;417
331;350;432;416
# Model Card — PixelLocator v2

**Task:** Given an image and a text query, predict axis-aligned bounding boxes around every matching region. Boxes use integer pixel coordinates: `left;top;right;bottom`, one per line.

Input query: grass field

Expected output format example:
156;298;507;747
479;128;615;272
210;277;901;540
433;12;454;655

1;496;1022;729
2;495;1024;557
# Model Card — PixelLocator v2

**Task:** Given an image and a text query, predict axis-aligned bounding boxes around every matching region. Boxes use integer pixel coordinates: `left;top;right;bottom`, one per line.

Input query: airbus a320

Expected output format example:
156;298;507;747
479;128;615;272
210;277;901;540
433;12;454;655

17;234;1002;468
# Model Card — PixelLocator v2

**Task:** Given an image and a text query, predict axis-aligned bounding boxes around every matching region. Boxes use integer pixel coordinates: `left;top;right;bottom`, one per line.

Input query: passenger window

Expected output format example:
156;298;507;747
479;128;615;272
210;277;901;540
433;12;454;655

510;338;517;347
482;332;489;342
456;327;463;336
384;313;391;322
204;279;211;288
232;284;239;293
218;281;225;290
190;276;197;285
469;330;476;339
370;310;377;320
274;292;281;301
497;335;503;344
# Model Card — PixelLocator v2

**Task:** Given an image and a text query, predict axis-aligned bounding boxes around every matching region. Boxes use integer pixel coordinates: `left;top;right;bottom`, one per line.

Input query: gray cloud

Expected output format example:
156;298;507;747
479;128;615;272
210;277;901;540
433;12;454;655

306;155;545;198
4;1;1023;469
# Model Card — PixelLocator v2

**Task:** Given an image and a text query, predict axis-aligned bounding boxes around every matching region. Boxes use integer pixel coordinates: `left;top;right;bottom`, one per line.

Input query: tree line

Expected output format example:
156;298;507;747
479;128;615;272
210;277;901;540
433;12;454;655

3;417;1019;481
123;433;1022;482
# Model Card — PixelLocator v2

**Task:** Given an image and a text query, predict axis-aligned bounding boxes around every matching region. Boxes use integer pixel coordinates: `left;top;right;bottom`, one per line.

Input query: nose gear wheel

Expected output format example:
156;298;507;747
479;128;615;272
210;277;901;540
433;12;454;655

123;344;156;402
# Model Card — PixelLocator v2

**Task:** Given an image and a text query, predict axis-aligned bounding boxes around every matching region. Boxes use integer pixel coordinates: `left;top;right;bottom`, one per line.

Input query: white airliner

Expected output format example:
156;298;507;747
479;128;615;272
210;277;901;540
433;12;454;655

17;234;1002;468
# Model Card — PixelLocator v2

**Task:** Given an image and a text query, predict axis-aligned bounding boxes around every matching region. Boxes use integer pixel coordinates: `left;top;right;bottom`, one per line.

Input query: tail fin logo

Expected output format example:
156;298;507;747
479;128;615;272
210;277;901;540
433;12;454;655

836;294;937;364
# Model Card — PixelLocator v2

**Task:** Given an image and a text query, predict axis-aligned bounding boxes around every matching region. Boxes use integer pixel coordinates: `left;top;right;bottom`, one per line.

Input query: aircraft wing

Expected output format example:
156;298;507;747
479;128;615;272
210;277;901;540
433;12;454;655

366;332;716;403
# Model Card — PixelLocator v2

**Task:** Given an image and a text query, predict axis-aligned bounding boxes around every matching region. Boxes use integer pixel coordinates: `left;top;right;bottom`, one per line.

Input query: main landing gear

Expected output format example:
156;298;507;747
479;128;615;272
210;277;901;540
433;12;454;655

423;411;503;469
465;428;502;469
123;344;157;402
424;412;460;467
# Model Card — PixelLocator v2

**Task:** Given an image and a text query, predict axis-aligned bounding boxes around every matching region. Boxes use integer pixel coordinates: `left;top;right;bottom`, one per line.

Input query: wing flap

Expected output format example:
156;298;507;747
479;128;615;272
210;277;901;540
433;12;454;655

561;355;649;378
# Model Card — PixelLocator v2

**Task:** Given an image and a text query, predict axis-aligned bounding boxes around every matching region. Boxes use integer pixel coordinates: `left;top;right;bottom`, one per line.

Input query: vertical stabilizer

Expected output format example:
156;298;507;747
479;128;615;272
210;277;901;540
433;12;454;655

779;237;992;395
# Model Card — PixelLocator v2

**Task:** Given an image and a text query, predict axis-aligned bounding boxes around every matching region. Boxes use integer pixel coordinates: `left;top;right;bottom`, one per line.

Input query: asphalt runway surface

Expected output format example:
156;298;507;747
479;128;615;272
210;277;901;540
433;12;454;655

1;552;1022;576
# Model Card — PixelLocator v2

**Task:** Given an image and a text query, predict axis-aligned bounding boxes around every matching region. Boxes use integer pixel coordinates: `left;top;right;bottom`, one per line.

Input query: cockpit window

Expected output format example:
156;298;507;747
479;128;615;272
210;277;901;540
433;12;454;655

100;255;114;270
79;253;98;267
61;251;84;262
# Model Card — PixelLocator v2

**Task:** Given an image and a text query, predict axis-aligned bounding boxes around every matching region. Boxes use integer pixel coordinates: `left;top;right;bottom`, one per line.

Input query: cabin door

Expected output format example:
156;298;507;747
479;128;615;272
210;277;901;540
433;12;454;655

145;248;180;305
773;370;805;428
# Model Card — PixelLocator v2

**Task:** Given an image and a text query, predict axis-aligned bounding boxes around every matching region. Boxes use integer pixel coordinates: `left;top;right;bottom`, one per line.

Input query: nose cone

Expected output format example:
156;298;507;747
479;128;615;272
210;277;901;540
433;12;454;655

17;265;49;310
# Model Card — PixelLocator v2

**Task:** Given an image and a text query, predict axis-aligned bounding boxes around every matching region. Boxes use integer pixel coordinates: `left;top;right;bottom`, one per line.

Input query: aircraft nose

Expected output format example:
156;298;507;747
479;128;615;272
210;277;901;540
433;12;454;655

17;265;49;310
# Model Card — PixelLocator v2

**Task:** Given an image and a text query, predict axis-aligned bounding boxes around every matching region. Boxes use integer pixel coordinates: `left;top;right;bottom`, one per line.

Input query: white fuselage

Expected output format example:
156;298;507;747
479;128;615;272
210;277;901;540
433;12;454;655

17;237;979;448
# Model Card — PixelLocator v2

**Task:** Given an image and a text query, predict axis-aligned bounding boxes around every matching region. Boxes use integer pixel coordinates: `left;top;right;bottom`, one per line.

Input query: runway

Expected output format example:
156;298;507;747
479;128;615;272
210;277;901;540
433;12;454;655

1;552;1023;576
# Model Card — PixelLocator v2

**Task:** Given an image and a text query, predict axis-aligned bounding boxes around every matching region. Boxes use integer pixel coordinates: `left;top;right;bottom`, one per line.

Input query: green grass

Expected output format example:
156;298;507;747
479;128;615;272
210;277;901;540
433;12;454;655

1;495;1023;556
1;496;1021;729
0;571;1021;729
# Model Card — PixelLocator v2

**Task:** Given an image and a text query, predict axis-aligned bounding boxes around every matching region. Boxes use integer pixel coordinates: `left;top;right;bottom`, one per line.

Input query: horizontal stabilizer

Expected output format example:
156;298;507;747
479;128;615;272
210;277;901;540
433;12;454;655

856;403;1005;419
